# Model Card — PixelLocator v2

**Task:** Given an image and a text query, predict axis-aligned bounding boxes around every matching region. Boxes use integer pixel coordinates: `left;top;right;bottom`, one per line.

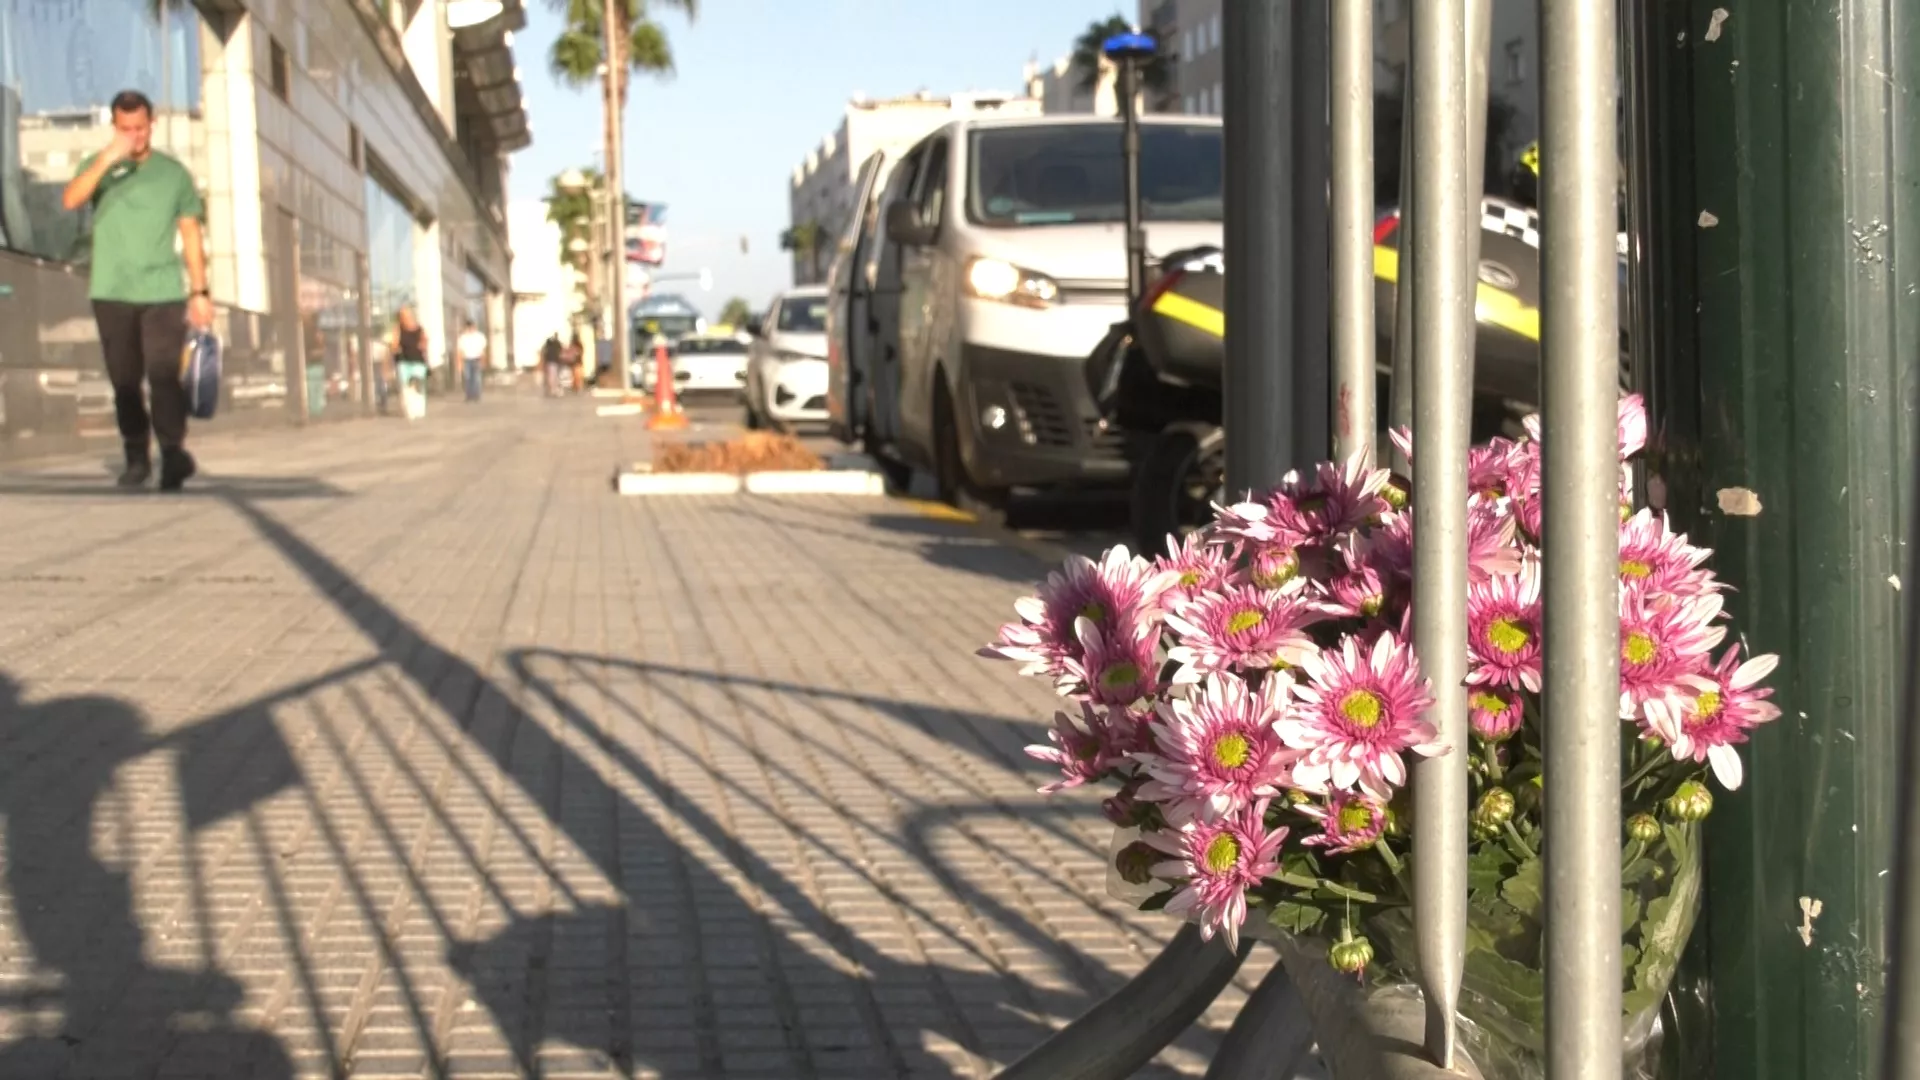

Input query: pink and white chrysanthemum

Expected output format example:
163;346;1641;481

1326;558;1392;621
1468;687;1526;742
1280;632;1445;799
1025;702;1133;793
1521;392;1648;460
1143;799;1288;950
1618;592;1727;720
1466;560;1544;693
1468;437;1530;506
1244;543;1303;589
1643;646;1781;790
1164;581;1325;682
1362;510;1414;584
1155;531;1236;602
1063;618;1161;707
980;546;1177;679
1213;451;1391;547
1296;791;1388;855
1468;502;1526;582
1618;509;1717;601
1137;673;1295;822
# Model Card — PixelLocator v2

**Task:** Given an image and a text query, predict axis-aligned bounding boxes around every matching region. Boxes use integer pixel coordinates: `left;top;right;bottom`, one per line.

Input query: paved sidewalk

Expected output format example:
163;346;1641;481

0;398;1275;1079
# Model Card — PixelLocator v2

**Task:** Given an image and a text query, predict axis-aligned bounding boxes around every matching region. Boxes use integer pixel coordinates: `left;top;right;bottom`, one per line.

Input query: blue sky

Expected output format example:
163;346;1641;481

506;0;1126;316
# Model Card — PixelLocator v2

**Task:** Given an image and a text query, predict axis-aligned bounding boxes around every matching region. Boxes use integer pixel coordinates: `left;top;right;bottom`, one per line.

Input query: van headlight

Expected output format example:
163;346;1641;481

966;257;1059;309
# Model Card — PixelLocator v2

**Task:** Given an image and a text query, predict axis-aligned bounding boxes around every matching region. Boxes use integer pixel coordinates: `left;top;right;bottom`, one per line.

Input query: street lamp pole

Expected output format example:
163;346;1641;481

604;0;631;392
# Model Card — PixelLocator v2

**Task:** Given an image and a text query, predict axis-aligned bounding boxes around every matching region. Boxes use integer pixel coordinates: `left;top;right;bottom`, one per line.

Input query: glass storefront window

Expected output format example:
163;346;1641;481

0;0;205;264
365;172;418;368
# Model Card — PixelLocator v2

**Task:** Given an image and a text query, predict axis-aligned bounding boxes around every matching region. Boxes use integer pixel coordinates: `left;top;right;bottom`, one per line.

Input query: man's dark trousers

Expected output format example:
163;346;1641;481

93;300;188;456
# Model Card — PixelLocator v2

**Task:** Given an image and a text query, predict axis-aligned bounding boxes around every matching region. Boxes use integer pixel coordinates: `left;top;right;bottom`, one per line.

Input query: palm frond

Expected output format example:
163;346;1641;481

548;26;604;87
627;21;674;74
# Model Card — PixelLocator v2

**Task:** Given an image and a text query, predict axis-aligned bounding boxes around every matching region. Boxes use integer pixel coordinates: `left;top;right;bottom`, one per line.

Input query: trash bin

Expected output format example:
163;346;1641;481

304;364;327;418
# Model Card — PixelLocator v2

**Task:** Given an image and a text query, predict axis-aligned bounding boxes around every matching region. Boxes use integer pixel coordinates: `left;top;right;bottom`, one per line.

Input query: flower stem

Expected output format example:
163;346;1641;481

1275;871;1382;905
1482;739;1505;783
1503;821;1537;861
1373;839;1406;881
1622;750;1670;795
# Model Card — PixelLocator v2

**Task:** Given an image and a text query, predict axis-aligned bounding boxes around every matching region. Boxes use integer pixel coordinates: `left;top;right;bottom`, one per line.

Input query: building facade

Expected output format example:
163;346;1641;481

0;0;527;460
1137;0;1539;174
786;91;1041;286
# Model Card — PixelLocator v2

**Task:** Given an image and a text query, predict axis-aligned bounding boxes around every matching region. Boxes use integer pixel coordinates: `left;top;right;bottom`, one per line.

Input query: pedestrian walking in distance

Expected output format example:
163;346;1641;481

62;89;213;491
390;307;431;420
540;333;564;397
458;320;488;403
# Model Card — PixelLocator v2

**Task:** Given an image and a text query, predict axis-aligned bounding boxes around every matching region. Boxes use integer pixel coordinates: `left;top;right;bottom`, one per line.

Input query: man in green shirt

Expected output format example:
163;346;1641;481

62;90;214;491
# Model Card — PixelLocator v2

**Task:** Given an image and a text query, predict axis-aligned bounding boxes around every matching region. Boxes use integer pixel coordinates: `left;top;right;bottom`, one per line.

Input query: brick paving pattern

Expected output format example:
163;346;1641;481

0;396;1279;1079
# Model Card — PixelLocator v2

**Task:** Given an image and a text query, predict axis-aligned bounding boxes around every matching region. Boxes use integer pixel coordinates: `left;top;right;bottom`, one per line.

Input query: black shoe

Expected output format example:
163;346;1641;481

159;449;197;492
116;459;152;487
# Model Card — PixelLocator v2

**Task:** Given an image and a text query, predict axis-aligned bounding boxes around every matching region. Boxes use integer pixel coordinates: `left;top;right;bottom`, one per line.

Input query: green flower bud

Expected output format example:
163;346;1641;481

1665;780;1714;823
1328;934;1375;977
1472;787;1516;838
1115;841;1159;886
1381;802;1409;839
1626;813;1661;843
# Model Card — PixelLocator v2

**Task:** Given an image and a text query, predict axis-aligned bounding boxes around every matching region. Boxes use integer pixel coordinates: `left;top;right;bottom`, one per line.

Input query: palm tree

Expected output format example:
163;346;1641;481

1069;14;1172;95
545;0;695;95
544;168;603;265
780;222;825;283
718;297;753;327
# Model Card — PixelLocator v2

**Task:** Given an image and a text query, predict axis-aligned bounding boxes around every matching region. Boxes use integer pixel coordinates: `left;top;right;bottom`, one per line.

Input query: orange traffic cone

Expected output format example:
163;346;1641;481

645;339;688;430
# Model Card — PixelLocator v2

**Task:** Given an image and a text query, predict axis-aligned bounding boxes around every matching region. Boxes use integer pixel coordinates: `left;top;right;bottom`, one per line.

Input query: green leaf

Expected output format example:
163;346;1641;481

1622;943;1641;973
1268;900;1326;936
1461;938;1547;1032
1138;890;1172;913
1663;822;1695;867
1622;889;1643;936
1501;858;1545;921
1470;844;1514;895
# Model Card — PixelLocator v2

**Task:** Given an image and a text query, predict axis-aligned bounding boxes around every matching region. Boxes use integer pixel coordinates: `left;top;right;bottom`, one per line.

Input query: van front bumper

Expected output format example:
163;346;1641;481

956;342;1131;490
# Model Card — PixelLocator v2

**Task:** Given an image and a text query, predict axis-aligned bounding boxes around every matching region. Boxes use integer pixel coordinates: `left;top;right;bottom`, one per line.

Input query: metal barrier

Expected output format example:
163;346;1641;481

992;1;1628;1074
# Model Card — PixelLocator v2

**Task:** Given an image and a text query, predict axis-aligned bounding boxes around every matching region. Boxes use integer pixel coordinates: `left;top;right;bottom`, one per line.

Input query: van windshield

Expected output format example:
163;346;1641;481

968;123;1223;227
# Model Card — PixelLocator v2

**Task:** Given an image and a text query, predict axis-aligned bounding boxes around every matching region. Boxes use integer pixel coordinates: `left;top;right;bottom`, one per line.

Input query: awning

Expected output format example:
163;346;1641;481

451;0;531;153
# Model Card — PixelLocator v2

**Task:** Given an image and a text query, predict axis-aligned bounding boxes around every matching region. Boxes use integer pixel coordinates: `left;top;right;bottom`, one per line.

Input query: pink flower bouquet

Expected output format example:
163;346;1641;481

982;395;1776;1077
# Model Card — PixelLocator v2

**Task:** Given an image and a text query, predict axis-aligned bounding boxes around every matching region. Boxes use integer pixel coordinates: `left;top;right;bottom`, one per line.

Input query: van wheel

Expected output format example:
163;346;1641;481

1131;427;1225;556
933;385;965;508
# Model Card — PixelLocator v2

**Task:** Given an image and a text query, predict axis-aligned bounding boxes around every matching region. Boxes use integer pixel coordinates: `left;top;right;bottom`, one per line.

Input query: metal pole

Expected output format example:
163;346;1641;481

604;0;630;392
1290;0;1332;466
1885;409;1920;1079
1538;0;1623;1074
1388;63;1415;469
1222;0;1294;494
1329;0;1375;461
1408;0;1471;1066
1118;55;1147;308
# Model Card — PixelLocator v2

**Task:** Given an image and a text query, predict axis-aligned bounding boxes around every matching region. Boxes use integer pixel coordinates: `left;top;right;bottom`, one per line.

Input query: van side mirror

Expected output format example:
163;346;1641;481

884;200;932;247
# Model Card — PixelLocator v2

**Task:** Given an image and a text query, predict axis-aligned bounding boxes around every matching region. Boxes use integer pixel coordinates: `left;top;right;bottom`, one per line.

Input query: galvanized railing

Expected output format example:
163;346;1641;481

993;1;1626;1075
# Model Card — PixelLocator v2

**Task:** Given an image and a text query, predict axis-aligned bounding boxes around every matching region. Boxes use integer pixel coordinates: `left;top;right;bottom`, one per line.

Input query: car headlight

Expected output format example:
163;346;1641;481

966;257;1059;309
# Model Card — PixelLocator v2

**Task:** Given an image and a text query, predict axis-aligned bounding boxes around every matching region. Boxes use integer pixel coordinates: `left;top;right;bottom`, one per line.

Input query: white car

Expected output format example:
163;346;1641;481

745;287;830;429
635;332;750;396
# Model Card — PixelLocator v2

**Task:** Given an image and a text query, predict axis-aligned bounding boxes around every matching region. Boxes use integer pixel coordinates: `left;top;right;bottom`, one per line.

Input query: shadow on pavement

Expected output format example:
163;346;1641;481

0;674;295;1080
217;497;1195;1077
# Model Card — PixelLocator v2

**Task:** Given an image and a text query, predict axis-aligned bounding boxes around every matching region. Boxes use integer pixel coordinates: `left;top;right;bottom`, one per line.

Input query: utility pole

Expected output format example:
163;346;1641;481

603;0;631;391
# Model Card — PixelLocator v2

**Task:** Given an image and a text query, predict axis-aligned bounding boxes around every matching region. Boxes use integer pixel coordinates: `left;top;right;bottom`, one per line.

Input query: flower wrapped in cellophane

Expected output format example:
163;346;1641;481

981;395;1776;1079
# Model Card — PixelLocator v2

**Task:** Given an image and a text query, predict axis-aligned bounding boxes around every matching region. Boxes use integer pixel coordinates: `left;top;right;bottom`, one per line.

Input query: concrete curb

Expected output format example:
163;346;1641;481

614;470;887;497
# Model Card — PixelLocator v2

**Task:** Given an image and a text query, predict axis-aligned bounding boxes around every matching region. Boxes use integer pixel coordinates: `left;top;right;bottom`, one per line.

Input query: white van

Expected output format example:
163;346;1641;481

837;114;1224;507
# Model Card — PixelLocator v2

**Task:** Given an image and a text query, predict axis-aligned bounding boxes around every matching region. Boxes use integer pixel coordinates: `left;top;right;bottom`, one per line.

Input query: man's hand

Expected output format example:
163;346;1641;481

100;130;136;167
187;294;214;330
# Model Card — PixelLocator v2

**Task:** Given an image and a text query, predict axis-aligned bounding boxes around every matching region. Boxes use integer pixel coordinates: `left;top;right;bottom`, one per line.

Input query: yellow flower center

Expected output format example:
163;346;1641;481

1099;663;1140;690
1470;692;1510;715
1226;608;1265;635
1337;802;1377;834
1081;602;1107;624
1623;630;1657;666
1204;833;1241;873
1339;689;1385;729
1297;494;1327;515
1211;732;1251;769
1689;690;1723;726
1360;595;1384;617
1621;558;1653;579
1485;616;1532;655
1179;570;1203;587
